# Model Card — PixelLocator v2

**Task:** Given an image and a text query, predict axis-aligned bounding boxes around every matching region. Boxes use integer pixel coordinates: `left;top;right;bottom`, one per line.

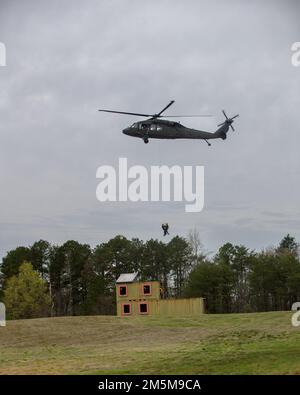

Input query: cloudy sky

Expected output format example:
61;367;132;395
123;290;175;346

0;0;299;259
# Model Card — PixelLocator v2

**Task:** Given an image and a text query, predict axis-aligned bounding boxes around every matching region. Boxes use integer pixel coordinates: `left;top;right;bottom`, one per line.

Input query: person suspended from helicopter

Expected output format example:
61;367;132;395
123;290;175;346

162;223;169;236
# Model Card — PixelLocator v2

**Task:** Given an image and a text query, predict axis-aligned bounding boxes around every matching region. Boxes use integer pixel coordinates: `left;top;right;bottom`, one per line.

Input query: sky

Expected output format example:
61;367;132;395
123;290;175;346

0;0;300;260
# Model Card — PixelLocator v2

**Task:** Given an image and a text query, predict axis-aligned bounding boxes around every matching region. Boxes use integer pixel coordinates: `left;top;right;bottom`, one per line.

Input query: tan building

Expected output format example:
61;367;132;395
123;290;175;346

116;273;205;317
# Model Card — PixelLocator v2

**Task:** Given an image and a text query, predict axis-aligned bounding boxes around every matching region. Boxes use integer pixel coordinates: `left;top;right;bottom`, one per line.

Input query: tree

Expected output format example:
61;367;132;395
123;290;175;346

142;239;170;296
0;242;51;296
0;242;51;301
81;247;115;315
248;253;277;311
187;228;206;266
184;261;234;313
277;234;299;257
1;246;32;282
4;262;50;319
48;245;66;316
215;243;254;312
59;241;91;315
167;236;192;297
30;240;51;280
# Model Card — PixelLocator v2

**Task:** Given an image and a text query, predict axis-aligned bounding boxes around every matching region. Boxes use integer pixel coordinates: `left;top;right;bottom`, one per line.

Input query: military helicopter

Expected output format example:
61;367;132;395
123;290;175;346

98;100;239;145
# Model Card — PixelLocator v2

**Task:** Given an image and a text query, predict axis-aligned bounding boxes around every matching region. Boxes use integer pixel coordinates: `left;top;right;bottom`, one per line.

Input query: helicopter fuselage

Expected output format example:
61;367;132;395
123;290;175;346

122;119;228;142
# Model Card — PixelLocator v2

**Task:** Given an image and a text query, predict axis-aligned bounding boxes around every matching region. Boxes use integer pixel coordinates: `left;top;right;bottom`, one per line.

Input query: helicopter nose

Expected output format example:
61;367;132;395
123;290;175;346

122;128;129;135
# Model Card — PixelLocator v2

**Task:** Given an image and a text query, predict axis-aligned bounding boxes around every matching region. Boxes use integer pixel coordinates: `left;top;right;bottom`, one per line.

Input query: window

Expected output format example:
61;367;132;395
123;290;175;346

139;302;149;314
157;125;162;131
122;303;131;315
143;283;152;295
119;285;128;296
140;123;148;130
150;124;156;131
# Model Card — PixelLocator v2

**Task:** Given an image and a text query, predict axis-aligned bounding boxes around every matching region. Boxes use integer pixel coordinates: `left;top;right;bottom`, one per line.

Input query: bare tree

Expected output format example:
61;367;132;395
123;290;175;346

188;228;205;266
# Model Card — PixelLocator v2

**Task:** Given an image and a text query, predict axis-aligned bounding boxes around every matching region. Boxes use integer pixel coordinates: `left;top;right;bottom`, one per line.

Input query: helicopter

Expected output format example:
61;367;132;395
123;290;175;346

98;100;239;146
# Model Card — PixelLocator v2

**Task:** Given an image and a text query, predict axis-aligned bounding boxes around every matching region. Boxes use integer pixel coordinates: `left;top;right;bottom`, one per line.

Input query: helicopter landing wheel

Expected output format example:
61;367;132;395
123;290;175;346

143;138;149;144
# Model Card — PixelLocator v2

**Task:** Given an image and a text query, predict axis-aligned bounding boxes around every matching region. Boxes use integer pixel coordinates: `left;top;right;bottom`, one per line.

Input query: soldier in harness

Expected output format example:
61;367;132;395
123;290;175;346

162;223;169;236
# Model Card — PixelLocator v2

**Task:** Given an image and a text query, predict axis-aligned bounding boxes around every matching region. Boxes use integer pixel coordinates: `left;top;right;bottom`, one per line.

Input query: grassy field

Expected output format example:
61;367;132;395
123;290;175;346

0;311;300;374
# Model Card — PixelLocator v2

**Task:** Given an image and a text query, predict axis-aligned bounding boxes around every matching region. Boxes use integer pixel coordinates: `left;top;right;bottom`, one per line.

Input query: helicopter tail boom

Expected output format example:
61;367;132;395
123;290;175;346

214;127;228;140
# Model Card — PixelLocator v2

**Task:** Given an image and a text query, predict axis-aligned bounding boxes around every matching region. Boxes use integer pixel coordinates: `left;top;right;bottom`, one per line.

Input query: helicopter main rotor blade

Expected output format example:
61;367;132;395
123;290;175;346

162;115;212;118
98;109;152;117
156;100;175;117
231;114;239;120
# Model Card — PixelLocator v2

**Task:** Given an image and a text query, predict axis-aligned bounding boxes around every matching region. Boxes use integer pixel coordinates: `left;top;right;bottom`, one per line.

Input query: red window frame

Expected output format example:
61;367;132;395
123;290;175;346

118;285;128;297
121;303;132;315
138;301;149;315
142;283;152;296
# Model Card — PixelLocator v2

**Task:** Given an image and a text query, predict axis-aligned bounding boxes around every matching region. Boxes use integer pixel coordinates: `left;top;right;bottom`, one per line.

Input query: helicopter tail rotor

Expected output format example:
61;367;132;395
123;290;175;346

217;110;239;132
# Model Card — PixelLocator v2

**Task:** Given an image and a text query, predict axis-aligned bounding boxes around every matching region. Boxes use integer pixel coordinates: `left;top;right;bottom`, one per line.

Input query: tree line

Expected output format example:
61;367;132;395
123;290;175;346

0;232;299;319
185;234;300;313
0;235;192;318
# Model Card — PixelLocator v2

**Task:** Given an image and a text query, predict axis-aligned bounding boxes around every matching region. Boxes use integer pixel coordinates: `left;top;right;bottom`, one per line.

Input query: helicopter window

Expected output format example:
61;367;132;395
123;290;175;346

150;124;156;131
157;125;162;131
131;123;137;128
140;123;148;130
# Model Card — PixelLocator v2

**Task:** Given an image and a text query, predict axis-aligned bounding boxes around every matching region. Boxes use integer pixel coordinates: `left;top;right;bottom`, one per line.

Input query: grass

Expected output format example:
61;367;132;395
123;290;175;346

0;311;300;374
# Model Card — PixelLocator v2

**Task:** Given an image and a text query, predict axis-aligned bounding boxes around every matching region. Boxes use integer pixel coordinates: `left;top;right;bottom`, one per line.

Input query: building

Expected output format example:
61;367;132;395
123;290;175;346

116;273;205;317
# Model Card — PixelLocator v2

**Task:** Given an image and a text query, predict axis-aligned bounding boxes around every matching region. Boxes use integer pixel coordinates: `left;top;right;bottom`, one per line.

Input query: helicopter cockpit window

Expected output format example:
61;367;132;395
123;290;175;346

131;123;137;128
